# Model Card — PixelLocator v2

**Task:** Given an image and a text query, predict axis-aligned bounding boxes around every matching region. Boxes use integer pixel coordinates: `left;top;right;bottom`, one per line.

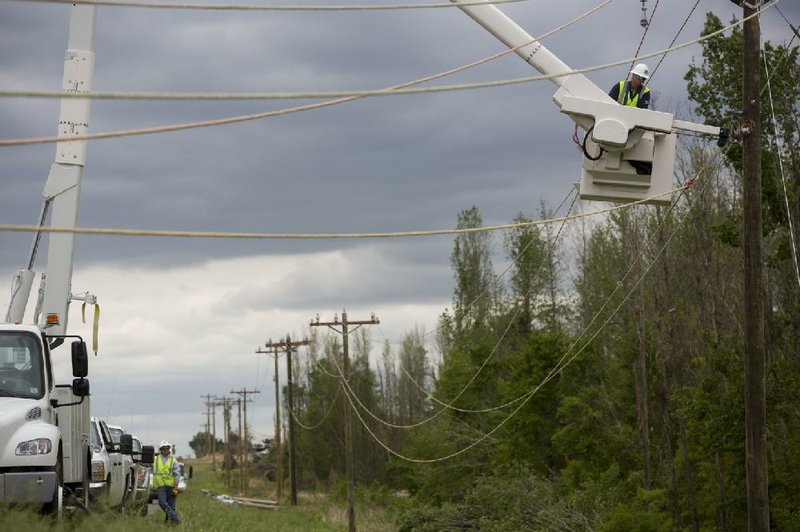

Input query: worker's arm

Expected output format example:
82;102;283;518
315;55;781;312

638;90;651;109
608;83;620;102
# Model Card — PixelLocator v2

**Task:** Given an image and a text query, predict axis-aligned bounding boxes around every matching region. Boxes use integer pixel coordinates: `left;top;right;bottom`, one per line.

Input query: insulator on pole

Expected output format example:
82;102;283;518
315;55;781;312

640;0;649;28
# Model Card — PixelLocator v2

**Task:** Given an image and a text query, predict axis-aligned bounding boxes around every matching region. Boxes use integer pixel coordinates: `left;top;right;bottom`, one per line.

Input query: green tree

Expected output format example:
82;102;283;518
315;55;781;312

450;206;497;339
188;431;223;458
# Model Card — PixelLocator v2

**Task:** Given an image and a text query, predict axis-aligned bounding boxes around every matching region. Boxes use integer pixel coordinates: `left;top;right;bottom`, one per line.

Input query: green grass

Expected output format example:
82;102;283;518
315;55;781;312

1;461;399;531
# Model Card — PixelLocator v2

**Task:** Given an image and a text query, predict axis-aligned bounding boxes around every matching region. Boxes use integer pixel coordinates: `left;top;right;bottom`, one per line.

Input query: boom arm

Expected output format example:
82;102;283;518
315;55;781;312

5;5;97;343
449;0;609;129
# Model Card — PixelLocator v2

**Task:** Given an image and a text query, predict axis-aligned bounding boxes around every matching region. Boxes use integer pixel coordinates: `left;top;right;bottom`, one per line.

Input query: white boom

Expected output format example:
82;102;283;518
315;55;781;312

449;0;723;204
5;5;97;345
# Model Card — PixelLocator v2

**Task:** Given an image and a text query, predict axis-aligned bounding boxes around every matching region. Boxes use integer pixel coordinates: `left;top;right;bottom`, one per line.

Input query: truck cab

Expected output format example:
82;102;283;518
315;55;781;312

0;325;91;514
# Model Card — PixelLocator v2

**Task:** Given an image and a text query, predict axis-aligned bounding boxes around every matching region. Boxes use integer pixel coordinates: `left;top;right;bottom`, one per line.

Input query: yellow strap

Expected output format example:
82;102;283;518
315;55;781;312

93;304;100;355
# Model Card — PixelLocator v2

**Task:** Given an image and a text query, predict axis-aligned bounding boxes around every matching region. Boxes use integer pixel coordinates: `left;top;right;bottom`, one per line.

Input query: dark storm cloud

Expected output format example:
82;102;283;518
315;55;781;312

3;0;797;276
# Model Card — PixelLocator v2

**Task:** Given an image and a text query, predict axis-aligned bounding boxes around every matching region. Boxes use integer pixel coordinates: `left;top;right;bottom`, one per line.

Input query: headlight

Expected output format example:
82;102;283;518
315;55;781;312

15;438;52;456
92;460;105;481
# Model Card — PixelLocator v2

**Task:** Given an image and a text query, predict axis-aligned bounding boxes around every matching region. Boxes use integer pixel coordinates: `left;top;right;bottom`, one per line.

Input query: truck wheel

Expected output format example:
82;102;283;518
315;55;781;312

43;448;63;517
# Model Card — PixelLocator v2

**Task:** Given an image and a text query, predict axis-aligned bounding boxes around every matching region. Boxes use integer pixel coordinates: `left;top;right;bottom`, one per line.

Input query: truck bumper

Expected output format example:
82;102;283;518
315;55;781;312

89;481;107;499
0;471;57;503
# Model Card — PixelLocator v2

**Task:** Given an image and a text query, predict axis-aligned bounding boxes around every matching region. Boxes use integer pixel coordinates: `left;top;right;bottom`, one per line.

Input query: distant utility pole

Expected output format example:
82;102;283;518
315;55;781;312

735;0;769;529
210;398;220;473
258;342;285;502
221;396;232;487
271;335;310;507
202;394;213;457
234;397;243;493
231;388;259;496
310;310;379;532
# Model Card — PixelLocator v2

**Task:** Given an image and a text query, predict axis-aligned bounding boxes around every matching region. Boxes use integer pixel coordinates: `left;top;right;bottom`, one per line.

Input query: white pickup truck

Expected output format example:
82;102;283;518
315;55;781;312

89;417;140;510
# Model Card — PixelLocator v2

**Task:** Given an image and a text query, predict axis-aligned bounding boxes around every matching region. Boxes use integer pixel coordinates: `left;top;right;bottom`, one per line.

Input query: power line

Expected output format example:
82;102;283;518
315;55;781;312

286;384;341;430
0;0;614;104
360;191;580;431
23;0;529;12
648;0;701;83
338;150;725;434
342;165;718;464
629;0;661;72
1;0;776;148
774;4;800;40
0;184;684;240
419;187;576;340
341;160;708;430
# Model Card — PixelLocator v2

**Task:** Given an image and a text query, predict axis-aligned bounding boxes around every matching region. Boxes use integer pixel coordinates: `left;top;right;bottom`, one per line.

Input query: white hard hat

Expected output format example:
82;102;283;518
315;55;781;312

159;440;171;449
630;63;650;80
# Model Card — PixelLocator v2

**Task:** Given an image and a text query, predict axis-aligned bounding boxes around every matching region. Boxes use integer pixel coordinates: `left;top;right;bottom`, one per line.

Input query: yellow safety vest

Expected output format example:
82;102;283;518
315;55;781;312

617;81;650;107
153;456;175;488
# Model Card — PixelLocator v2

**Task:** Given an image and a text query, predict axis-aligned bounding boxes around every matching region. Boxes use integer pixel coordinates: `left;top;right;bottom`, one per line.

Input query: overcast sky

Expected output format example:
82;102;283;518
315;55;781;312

1;0;797;457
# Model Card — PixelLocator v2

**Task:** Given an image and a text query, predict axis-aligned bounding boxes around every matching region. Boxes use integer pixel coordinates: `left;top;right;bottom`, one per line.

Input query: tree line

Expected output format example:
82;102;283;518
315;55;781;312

280;15;800;530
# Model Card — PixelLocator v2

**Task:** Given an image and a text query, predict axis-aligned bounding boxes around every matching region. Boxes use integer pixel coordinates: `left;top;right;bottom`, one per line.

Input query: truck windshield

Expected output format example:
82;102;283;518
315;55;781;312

109;427;124;444
0;331;44;399
91;421;102;450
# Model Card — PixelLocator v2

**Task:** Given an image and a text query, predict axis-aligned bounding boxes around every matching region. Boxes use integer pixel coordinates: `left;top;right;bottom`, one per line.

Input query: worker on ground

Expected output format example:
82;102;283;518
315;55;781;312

153;440;181;525
609;63;651;109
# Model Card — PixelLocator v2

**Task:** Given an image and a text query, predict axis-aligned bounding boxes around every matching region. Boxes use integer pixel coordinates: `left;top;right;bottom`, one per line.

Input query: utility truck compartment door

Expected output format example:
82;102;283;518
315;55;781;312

1;471;57;502
54;385;90;484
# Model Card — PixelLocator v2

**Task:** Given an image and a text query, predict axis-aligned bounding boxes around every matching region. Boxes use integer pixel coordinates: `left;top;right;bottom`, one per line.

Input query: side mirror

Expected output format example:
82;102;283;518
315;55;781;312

141;445;155;465
72;378;90;397
188;466;193;479
71;341;88;378
120;433;133;455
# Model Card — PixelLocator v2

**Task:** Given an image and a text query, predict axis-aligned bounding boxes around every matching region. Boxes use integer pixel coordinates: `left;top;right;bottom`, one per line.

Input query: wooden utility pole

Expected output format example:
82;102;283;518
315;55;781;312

258;342;284;502
276;335;310;506
310;310;379;532
737;0;769;529
222;396;232;486
202;394;213;458
210;398;219;473
235;397;243;493
231;388;259;496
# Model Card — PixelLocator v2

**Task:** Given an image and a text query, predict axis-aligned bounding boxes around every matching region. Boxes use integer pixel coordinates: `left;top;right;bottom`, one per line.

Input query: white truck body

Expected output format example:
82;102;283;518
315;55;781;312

0;325;90;512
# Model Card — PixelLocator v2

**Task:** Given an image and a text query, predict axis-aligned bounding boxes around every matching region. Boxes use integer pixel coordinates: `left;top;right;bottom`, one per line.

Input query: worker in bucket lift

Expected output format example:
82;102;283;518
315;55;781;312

609;63;651;109
153;440;181;524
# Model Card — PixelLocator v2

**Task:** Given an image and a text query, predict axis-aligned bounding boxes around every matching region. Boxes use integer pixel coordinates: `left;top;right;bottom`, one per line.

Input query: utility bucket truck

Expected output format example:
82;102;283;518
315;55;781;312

0;5;105;516
449;0;726;205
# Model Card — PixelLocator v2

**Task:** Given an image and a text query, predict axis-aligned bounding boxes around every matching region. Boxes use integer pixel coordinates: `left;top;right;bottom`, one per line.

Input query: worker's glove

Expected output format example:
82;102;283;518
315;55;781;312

172;487;179;496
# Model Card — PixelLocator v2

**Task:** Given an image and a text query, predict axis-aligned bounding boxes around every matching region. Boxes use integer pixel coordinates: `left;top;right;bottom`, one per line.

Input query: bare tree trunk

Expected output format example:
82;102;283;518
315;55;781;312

715;451;730;532
662;421;682;528
680;421;699;532
634;326;651;489
628;212;651;489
